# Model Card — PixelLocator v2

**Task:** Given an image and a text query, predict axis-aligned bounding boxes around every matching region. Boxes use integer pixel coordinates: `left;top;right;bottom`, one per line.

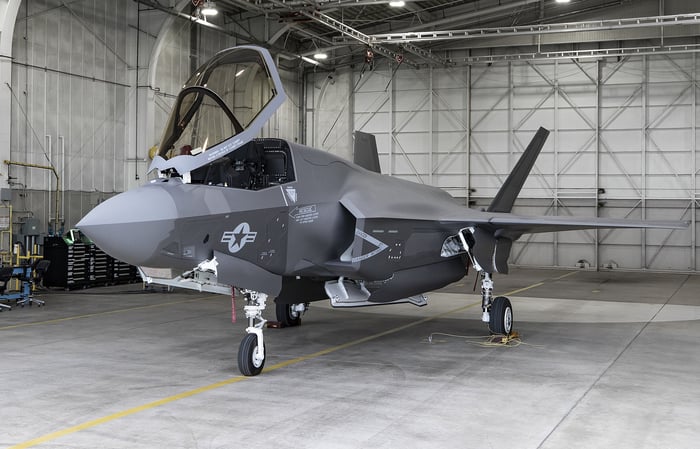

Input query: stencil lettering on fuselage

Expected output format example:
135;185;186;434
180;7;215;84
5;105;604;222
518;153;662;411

221;222;257;253
289;204;319;224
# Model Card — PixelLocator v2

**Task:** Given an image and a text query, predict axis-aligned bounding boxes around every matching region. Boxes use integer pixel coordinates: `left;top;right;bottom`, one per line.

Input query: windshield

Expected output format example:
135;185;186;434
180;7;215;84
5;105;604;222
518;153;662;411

157;47;278;160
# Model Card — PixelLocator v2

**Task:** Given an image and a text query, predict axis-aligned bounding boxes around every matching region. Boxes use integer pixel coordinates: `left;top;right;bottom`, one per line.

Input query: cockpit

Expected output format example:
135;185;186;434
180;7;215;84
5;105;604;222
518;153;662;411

189;138;295;190
149;46;288;180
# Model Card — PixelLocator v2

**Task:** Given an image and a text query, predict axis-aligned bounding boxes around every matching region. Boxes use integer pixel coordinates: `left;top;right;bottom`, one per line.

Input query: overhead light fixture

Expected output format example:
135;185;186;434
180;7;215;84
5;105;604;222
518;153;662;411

301;56;321;65
555;0;570;3
389;1;406;6
200;1;218;16
235;69;245;77
313;52;328;60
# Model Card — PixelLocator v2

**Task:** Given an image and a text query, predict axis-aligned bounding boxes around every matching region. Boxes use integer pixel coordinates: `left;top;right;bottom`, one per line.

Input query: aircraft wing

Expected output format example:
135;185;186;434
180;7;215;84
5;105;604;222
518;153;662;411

485;214;688;239
438;213;687;274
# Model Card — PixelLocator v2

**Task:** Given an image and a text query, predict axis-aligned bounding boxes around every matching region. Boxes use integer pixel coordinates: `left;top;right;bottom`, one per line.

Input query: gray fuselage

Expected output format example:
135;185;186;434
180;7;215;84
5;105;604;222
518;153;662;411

81;138;477;303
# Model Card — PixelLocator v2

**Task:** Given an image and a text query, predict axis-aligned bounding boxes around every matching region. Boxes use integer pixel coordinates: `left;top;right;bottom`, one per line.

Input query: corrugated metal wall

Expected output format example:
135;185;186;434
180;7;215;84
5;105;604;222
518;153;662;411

8;1;301;239
309;54;698;272
10;0;130;233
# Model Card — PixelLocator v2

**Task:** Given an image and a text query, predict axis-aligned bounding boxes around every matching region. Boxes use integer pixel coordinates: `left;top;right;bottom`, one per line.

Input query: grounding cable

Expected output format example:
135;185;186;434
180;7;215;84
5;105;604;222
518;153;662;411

426;331;542;348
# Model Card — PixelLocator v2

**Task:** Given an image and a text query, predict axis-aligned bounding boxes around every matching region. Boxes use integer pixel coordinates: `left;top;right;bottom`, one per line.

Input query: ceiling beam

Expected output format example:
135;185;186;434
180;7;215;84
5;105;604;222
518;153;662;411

460;43;700;64
369;12;700;44
300;8;451;66
242;0;423;10
396;0;542;33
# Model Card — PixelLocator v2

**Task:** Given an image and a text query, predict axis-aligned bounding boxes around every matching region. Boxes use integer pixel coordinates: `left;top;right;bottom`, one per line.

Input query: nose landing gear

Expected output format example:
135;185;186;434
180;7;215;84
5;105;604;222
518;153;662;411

237;289;268;376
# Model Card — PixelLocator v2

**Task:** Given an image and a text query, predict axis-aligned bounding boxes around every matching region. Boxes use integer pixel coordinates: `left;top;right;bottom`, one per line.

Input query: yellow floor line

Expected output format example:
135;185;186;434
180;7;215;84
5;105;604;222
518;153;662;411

552;271;579;281
505;282;545;296
504;271;578;297
0;297;213;331
7;278;547;449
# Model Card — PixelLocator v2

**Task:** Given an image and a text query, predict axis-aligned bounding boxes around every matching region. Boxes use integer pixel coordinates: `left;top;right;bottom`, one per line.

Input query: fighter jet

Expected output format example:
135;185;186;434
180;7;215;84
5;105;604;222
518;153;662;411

78;45;687;376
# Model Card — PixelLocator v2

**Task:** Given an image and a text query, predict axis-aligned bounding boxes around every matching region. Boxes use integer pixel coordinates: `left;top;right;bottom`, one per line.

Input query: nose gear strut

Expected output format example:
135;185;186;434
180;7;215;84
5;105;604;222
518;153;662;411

237;289;268;376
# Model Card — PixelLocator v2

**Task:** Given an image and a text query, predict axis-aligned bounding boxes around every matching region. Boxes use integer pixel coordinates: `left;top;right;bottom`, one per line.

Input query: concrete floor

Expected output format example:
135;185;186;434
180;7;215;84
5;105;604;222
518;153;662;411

1;267;699;449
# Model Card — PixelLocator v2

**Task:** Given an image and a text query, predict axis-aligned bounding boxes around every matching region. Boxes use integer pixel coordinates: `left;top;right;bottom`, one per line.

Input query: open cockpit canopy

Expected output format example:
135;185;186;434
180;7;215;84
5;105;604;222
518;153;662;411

148;46;287;176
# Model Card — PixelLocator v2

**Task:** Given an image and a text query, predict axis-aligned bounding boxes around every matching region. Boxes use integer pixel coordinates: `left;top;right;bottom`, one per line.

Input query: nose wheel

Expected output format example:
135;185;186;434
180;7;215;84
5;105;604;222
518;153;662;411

237;290;268;376
238;333;266;376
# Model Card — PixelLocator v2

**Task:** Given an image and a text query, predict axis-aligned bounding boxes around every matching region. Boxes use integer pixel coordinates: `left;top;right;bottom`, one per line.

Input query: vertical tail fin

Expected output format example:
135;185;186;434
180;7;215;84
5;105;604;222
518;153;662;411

353;131;382;173
487;127;550;213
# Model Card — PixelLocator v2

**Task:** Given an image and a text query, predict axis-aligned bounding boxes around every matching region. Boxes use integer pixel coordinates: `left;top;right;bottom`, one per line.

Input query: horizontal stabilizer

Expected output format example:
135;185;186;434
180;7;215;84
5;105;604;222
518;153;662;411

488;127;550;213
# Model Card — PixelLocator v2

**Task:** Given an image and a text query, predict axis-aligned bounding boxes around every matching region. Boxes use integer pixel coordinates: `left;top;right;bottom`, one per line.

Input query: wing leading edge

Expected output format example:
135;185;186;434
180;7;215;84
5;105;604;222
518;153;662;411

443;213;687;275
485;214;688;239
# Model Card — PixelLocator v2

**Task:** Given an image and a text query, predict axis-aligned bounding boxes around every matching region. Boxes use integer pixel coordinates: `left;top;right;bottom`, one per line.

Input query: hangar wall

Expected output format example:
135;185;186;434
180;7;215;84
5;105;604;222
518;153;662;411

5;0;696;272
9;0;131;235
308;54;698;272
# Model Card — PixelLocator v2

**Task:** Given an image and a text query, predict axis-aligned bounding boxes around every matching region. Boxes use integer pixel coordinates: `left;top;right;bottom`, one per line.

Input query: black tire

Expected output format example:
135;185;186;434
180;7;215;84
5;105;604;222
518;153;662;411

237;333;265;376
276;302;301;327
489;296;513;335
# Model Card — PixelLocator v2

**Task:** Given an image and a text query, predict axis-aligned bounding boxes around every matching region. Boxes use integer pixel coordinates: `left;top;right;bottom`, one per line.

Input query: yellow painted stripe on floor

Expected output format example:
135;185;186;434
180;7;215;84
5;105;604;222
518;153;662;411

6;375;251;449
552;271;579;281
505;282;545;296
504;271;578;297
7;278;547;449
0;297;213;331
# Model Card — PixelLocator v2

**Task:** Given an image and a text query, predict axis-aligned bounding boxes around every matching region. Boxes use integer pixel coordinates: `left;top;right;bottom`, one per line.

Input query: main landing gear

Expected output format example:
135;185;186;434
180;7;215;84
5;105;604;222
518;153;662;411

275;302;307;327
479;272;513;335
237;289;268;376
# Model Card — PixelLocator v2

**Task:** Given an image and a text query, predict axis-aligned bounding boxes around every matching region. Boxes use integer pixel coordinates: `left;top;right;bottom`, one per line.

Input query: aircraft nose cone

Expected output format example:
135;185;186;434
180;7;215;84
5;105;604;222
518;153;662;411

77;185;178;267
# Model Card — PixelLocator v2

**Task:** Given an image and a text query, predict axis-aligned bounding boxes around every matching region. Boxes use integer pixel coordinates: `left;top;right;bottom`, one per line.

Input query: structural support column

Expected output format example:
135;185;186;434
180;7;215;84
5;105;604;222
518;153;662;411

693;52;697;271
388;61;394;176
553;60;559;266
466;65;471;205
641;55;648;268
0;0;21;171
428;64;433;186
595;59;601;270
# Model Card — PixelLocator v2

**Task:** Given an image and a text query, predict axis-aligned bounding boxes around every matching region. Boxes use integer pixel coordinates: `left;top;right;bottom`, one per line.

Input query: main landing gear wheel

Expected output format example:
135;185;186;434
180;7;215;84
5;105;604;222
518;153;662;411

276;303;302;327
237;333;265;376
479;273;514;335
489;296;513;335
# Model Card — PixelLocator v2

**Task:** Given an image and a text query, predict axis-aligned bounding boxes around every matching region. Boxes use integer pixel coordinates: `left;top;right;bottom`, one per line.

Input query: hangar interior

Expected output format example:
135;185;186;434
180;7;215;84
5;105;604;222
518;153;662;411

2;0;699;272
1;1;699;449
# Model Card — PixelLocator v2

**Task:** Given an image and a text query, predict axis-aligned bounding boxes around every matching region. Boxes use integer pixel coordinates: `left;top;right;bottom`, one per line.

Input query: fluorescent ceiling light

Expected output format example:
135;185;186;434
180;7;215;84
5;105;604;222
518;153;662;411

235;69;245;77
389;1;405;6
313;52;328;60
555;0;570;3
201;1;218;16
301;56;321;65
